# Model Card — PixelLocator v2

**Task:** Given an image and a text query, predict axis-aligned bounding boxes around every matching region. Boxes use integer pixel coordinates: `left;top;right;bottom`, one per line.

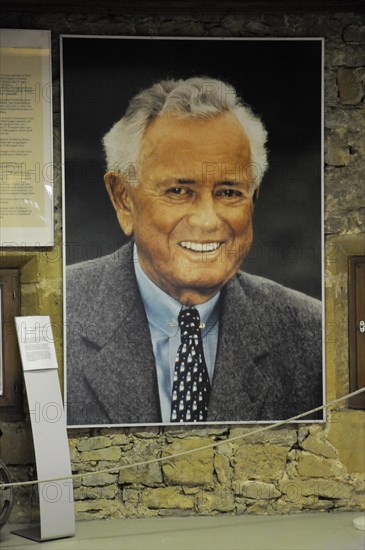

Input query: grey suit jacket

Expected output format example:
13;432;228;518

66;241;323;425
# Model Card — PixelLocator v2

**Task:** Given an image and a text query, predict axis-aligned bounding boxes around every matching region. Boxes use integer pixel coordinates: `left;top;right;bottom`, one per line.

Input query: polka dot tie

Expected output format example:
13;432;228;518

170;307;211;422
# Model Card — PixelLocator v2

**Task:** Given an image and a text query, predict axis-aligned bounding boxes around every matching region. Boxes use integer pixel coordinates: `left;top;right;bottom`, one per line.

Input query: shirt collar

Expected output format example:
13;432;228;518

133;244;220;337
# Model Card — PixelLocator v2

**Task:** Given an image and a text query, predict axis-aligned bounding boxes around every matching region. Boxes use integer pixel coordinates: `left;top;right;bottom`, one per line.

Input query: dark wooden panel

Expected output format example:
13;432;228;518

0;269;23;422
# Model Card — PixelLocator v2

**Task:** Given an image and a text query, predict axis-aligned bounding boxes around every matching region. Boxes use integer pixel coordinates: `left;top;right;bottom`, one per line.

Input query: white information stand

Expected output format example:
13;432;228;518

13;316;75;542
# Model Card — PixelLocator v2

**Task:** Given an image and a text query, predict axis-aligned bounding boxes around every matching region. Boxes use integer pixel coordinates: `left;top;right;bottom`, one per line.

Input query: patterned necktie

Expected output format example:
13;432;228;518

170;307;211;422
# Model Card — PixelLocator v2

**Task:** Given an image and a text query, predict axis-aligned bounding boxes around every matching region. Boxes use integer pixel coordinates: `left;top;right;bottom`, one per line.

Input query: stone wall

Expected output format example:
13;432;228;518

1;5;364;522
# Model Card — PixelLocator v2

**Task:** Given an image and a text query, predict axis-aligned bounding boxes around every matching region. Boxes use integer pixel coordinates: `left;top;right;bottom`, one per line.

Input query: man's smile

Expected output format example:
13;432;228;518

178;241;223;253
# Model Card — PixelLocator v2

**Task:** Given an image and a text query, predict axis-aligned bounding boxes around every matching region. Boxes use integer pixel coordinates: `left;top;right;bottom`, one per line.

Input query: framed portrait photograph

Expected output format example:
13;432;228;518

61;36;325;428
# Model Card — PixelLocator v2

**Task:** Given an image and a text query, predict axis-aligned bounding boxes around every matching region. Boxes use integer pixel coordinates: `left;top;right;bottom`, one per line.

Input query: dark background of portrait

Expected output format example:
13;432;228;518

62;37;322;300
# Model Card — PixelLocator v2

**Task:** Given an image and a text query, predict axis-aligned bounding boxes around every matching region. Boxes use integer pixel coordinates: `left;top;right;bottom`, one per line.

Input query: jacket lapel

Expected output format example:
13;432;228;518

208;274;272;421
81;242;161;424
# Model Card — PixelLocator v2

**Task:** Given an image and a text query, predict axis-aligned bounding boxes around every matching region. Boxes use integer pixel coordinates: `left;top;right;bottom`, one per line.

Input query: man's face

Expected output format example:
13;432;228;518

115;112;254;305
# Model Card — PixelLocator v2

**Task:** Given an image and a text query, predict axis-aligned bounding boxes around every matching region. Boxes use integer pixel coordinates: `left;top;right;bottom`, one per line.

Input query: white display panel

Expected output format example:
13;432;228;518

15;316;58;372
0;29;54;247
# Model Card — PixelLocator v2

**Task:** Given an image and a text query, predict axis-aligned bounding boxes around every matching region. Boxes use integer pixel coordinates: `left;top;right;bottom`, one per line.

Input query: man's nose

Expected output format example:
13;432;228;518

187;196;221;232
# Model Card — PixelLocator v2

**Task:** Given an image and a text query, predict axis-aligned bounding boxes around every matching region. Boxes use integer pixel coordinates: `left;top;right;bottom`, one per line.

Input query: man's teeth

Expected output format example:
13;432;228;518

180;241;221;252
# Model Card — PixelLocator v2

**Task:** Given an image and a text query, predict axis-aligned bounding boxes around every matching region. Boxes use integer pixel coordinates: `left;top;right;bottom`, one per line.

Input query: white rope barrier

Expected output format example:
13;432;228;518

1;387;364;490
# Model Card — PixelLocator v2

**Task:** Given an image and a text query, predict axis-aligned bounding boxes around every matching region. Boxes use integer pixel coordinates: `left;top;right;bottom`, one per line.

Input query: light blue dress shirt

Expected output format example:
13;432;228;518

133;246;220;423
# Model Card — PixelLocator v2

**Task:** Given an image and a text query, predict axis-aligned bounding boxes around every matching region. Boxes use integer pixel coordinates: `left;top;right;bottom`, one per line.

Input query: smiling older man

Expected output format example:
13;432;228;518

66;77;323;426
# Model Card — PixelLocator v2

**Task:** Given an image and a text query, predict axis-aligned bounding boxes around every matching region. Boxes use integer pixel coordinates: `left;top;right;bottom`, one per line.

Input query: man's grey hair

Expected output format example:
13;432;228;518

103;77;268;190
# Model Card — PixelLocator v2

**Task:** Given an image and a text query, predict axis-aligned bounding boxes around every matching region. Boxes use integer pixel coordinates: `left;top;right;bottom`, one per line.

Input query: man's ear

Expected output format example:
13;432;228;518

104;172;134;236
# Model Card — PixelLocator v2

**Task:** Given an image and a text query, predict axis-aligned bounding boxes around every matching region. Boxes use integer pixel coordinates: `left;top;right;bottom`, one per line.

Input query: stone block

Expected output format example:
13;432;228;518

297;452;346;479
71;461;97;473
141;487;194;510
325;169;365;225
325;129;350;166
119;462;162;487
122;487;141;504
353;494;365;509
80;446;121;462
308;425;324;436
74;484;119;500
196;489;235;513
333;498;357;510
97;461;120;471
82;473;117;486
327;43;365;67
158;19;205;37
235;502;248;514
343;24;365;42
214;453;232;485
287;449;300;461
279;478;352;500
109;433;131;446
345;44;365;65
221;14;246;33
77;436;111;452
230;427;297;447
182;487;200;495
276;498;302;513
301;496;334;510
352;474;365;493
118;440;163;486
235;481;281;500
300;434;338;459
246;500;272;514
325;107;365;135
337;68;363;105
298;426;309;444
129;427;160;438
286;462;299;478
162;438;214;487
325;70;339;107
69;444;81;464
232;445;288;481
215;442;232;458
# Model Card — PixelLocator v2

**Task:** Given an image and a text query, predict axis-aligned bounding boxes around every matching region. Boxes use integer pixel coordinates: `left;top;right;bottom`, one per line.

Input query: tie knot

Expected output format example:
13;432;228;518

178;307;201;334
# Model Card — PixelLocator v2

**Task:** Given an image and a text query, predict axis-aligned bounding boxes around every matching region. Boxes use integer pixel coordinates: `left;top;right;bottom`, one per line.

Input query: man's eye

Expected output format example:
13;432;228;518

167;187;188;195
216;189;243;199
